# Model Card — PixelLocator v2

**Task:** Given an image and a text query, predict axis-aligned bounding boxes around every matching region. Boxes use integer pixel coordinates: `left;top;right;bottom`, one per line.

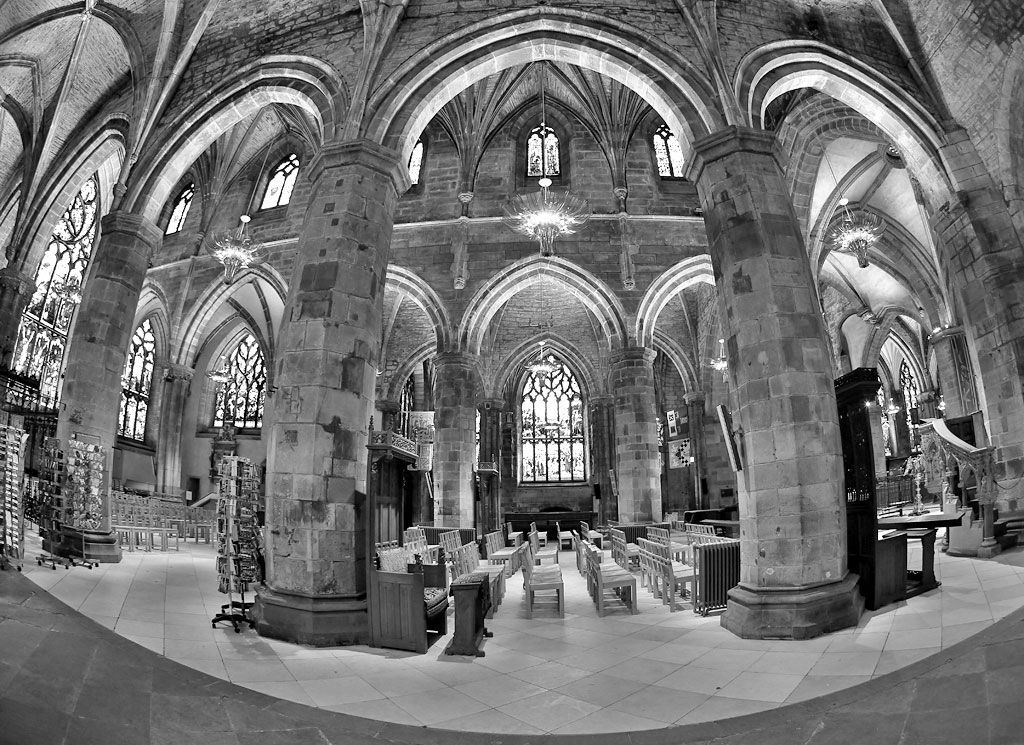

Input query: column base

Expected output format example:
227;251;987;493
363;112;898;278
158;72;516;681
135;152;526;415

721;573;863;640
253;585;369;647
60;528;122;563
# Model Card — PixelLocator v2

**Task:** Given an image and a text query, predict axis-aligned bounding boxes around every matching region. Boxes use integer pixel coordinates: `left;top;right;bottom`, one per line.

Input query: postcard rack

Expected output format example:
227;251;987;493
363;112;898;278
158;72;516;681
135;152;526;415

0;423;26;571
212;456;260;632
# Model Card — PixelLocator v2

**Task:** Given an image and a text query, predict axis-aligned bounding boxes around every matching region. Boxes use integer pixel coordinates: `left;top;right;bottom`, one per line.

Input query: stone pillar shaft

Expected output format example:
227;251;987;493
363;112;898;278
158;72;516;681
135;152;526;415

588;395;614;524
688;126;860;639
155;363;193;494
609;347;661;522
432;352;479;528
684;391;707;511
56;211;162;562
256;140;407;646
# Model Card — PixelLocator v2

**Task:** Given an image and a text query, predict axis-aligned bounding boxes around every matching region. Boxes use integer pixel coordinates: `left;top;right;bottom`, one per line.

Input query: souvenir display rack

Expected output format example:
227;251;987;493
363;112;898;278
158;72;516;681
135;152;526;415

212;455;260;632
36;438;68;569
59;437;102;568
0;422;26;570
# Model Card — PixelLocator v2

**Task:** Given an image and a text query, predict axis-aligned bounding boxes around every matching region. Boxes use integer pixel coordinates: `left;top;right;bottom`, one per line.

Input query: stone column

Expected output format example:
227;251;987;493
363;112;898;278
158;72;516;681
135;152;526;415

684;390;707;511
687;126;861;639
477;399;503;534
0;267;35;368
56;211;163;562
588;395;615;524
155;363;193;494
609;347;662;522
431;352;479;528
253;141;408;647
929;326;978;419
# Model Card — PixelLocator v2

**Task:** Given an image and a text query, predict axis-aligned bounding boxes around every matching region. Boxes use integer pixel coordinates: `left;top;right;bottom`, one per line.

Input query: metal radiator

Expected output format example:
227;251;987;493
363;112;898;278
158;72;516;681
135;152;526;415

693;539;740;616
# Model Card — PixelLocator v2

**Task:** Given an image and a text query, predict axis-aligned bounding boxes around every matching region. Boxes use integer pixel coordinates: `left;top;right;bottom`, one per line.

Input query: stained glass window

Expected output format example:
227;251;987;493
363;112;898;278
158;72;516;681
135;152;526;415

165;182;194;234
520;355;586;482
399;375;415;437
653;124;686;178
526;125;560;177
12;175;99;400
877;388;892;457
213;333;266;429
260;153;300;209
408;139;423;186
900;360;919;446
119;318;156;441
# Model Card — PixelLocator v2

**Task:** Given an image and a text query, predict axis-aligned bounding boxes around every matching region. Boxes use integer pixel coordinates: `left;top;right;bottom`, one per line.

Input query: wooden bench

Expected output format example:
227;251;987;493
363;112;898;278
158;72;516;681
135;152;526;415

485;531;519;574
583;539;637;616
450;541;505;616
403;527;440;563
368;548;449;653
522;542;564;618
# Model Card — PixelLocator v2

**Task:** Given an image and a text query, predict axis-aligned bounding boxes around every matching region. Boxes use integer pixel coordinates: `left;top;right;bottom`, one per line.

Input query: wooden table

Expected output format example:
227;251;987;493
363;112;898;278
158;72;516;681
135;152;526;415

877;511;965;599
876;510;968;531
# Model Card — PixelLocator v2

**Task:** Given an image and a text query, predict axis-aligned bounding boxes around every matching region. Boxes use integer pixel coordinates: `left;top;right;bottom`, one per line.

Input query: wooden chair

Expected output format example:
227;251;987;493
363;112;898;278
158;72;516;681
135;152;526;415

653;540;694;612
451;542;505;615
555;521;574;550
584;540;638;616
522;542;564;618
369;549;448;653
580;520;603;548
529;528;558;564
485;531;518;574
505;521;524;547
609;528;639;569
636;537;663;596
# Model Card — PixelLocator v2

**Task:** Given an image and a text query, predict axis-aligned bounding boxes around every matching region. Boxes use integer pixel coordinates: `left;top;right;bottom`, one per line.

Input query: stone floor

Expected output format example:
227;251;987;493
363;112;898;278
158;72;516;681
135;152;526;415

5;530;1024;741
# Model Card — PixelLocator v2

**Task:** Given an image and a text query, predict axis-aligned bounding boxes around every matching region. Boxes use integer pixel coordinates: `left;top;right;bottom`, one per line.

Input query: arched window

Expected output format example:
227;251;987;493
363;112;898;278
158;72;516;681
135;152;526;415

900;360;919;445
408;139;424;187
520;354;585;482
653;124;686;178
398;375;415;437
119;319;156;441
12;175;99;400
526;125;560;178
213;333;266;429
165;182;194;234
260;153;300;209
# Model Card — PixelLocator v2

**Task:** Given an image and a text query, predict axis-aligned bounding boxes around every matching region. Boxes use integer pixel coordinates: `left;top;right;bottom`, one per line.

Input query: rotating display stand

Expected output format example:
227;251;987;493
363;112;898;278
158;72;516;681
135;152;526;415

0;422;26;571
212;456;260;632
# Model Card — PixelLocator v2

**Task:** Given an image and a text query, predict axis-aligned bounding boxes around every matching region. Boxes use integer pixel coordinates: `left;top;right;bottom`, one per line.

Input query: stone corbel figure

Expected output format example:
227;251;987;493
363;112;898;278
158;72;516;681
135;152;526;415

614;188;638;290
452;194;473;289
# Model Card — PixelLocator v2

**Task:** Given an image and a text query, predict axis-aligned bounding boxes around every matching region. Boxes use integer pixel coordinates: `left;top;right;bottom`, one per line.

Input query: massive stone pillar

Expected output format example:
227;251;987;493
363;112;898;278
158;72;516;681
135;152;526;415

609;347;662;522
687;126;861;639
0;267;35;368
929;326;979;420
254;141;407;646
684;390;707;510
431;352;479;528
588;395;615;524
57;211;163;562
155;363;193;494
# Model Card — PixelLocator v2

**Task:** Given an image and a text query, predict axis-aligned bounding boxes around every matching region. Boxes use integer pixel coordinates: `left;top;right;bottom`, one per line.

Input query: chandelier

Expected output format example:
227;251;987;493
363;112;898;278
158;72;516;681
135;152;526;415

828;199;884;268
525;342;557;378
502;62;590;256
210;215;264;284
709;338;728;377
208;356;231;385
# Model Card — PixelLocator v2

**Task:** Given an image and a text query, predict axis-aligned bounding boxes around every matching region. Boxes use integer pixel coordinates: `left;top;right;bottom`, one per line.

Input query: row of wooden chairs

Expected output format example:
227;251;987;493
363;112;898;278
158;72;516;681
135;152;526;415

577;537;638;616
523;531;563;618
637;537;693;612
484;530;520;574
447;536;506;616
402;526;440;563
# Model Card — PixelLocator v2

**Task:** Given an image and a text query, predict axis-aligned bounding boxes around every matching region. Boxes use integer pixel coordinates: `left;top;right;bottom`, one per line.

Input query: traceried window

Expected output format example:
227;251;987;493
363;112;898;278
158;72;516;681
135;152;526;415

526;125;560;178
213;333;266;430
520;355;586;482
398;375;415;437
12;175;99;400
408;139;424;187
119;319;156;441
166;182;194;234
900;360;919;445
260;153;300;209
653;124;686;178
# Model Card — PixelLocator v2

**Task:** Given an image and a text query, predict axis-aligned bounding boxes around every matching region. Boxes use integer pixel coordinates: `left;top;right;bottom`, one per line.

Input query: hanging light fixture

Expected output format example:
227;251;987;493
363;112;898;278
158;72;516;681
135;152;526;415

502;62;591;257
525;341;557;378
207;140;273;284
208;355;231;385
821;148;885;268
709;338;728;377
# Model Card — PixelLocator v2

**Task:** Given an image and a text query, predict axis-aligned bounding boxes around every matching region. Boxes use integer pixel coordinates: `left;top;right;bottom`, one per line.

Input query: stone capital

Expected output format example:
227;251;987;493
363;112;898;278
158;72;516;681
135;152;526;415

683;390;706;405
0;266;36;297
161;363;194;382
608;346;657;368
432;350;479;372
308;139;411;195
684;125;783;184
477;398;504;413
99;210;164;251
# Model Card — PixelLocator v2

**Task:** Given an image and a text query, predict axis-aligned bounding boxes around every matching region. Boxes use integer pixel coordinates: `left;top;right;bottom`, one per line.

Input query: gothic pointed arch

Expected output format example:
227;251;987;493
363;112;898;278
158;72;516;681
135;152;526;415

636;255;715;347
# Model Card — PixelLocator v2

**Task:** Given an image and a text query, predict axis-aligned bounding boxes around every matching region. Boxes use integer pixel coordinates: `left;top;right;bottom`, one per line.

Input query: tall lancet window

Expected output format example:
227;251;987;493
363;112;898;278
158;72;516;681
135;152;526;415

408;139;424;186
653;124;686;177
520;354;586;482
119;319;156;441
12;175;100;400
165;182;194;234
526;125;560;178
213;333;267;430
900;360;919;448
260;153;300;209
